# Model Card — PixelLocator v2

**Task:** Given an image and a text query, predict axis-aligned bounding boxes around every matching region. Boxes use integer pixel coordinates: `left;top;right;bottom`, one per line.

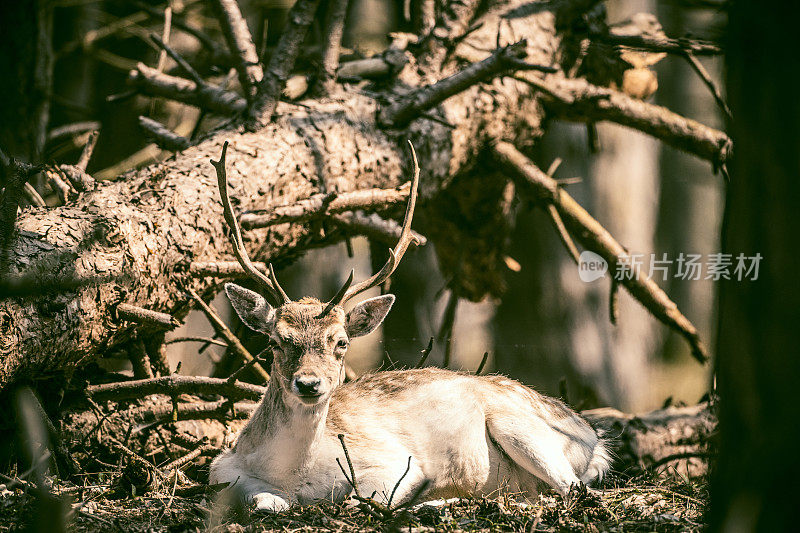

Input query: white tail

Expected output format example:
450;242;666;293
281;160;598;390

207;143;608;512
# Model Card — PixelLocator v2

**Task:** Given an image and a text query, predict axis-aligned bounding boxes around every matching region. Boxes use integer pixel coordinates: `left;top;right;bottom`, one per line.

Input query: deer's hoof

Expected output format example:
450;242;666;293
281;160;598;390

252;492;290;513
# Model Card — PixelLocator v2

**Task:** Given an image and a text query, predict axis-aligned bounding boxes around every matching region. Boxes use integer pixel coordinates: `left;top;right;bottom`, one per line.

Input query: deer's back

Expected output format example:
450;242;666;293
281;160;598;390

325;367;593;449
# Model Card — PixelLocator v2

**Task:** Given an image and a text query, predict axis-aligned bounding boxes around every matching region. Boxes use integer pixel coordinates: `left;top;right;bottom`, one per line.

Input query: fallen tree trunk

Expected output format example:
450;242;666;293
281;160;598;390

0;1;554;389
0;0;727;390
584;402;716;478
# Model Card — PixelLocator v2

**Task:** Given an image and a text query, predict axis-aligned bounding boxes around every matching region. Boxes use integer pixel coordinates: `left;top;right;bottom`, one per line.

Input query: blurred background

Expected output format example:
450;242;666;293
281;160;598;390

2;0;726;413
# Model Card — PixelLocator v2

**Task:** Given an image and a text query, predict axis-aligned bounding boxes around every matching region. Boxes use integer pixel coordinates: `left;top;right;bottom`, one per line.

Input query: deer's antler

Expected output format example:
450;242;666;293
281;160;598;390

211;141;290;306
321;141;421;312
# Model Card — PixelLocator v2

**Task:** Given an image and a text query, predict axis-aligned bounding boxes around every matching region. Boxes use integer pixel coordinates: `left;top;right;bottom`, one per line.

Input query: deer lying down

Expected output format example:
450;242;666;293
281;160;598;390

207;142;609;512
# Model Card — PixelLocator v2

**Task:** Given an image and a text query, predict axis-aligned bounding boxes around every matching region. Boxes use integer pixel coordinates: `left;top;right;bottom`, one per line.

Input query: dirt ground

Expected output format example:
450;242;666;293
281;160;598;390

0;470;708;532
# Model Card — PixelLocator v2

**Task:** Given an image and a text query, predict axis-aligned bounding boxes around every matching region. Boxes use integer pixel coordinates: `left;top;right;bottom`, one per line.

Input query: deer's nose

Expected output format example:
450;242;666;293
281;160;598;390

293;376;322;396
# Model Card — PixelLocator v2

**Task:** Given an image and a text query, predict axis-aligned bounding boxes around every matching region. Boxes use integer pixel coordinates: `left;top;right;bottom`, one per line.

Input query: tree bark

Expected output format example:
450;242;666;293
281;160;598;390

710;1;800;531
0;0;554;389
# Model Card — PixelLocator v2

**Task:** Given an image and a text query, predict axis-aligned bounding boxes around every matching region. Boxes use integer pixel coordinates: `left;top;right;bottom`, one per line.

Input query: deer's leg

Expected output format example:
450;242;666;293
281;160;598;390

356;458;427;506
211;452;293;512
486;416;582;496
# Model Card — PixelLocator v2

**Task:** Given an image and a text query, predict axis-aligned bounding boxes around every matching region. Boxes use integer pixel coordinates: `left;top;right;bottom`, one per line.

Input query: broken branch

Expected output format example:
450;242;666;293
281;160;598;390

522;75;731;168
379;40;556;127
239;183;412;229
208;0;263;104
138;116;191;152
188;288;270;382
493;141;709;363
86;374;265;403
128;63;246;115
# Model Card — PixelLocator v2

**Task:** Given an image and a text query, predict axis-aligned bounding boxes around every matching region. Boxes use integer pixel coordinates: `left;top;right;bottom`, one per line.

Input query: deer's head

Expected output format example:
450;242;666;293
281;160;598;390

211;141;420;407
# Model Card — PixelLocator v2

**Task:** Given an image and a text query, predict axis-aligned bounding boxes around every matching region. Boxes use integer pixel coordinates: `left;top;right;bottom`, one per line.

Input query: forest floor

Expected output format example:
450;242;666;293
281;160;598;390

0;471;708;532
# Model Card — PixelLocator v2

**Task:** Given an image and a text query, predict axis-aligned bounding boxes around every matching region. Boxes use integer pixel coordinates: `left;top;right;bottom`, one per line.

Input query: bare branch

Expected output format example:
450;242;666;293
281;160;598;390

58;164;95;193
149;33;204;86
164;336;228;347
23;183;46;207
683;52;732;120
331;211;428;247
116;302;180;329
128;63;246;116
493;141;709;363
415;337;434;368
239;183;412;229
379;40;556;128
129;338;154;379
438;291;458;368
189;260;268;278
317;0;351;94
208;0;263;105
138;116;191;152
86;375;266;403
593;32;722;56
546;204;580;264
44;167;74;204
521;75;731;169
133;0;231;67
255;0;322;123
337;47;409;81
475;351;489;375
76;129;99;172
188;287;270;382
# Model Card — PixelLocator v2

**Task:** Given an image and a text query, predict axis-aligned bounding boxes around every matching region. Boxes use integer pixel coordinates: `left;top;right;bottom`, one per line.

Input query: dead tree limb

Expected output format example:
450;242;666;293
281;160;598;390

330;211;428;246
592;32;722;56
128;63;245;115
239;183;412;229
521;75;731;169
86;375;266;403
188;288;270;382
584;402;715;477
493;141;709;363
208;0;263;106
138;117;191;152
317;0;350;94
379;40;556;127
254;0;322;124
0;0;725;389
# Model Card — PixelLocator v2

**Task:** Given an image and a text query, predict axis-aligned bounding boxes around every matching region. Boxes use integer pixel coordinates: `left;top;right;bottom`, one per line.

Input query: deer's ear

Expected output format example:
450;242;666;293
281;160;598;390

225;283;275;334
346;295;395;338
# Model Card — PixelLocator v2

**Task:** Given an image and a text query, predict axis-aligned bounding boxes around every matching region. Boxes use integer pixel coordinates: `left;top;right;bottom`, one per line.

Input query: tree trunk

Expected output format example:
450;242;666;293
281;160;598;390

0;0;53;194
710;1;800;531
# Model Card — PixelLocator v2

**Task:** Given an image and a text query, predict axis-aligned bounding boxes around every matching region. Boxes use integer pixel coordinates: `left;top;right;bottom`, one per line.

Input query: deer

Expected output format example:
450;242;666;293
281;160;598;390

208;141;610;512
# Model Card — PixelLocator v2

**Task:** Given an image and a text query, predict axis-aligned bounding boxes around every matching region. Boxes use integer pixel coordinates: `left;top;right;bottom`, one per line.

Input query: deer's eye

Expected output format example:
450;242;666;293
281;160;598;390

335;339;348;350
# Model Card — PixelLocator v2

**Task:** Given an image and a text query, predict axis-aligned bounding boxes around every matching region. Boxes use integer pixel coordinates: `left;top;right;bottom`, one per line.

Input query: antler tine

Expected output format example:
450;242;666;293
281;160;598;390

317;269;354;318
268;263;290;303
211;141;290;306
339;141;421;305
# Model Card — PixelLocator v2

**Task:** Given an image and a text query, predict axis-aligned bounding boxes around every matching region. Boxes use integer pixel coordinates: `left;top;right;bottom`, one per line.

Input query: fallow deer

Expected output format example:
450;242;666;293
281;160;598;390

208;141;610;512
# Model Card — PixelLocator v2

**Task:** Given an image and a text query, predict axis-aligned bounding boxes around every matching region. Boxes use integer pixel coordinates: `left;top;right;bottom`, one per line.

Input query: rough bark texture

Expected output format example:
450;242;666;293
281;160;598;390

0;0;555;389
585;402;715;478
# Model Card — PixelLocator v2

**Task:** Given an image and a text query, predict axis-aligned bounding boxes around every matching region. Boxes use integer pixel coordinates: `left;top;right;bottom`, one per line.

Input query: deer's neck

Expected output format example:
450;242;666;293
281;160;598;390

235;378;329;468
